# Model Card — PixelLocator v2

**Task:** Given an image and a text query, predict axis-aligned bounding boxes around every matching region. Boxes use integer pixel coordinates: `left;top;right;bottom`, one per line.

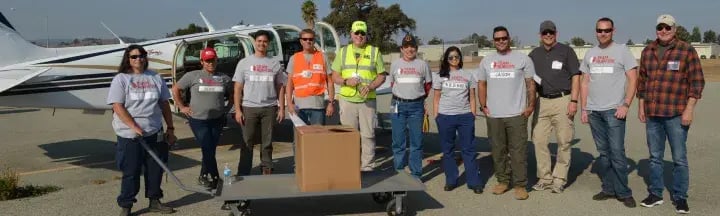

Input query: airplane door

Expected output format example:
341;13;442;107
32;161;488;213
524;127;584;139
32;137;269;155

170;40;187;110
314;22;341;56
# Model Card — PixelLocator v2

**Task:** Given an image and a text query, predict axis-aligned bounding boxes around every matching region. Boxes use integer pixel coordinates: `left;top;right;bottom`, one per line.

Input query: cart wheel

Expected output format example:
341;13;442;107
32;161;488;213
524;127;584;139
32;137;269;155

372;192;393;204
238;200;251;210
386;198;407;216
228;209;252;216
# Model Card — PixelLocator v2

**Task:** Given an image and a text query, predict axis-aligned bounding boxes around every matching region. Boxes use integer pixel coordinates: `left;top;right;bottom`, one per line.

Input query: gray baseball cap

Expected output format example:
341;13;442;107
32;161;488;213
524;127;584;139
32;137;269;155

539;20;557;33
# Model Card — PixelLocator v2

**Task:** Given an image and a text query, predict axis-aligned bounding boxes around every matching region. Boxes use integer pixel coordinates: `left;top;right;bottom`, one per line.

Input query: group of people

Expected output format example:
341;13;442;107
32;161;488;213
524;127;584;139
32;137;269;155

107;14;703;215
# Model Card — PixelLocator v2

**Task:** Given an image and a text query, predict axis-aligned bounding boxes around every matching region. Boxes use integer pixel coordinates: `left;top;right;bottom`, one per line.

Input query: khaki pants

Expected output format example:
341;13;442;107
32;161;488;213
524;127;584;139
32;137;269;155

532;95;574;187
339;99;377;170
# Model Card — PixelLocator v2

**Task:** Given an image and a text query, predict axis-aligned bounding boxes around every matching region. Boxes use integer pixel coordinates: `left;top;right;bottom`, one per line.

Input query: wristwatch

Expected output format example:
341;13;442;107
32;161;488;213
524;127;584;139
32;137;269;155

570;99;578;103
622;102;630;107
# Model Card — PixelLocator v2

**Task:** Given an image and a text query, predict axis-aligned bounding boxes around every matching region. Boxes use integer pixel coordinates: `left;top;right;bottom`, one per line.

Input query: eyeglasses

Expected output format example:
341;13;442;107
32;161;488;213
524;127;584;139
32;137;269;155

541;30;556;36
448;55;460;60
596;28;613;34
353;31;366;36
300;37;314;42
493;36;509;42
129;54;147;60
656;25;672;31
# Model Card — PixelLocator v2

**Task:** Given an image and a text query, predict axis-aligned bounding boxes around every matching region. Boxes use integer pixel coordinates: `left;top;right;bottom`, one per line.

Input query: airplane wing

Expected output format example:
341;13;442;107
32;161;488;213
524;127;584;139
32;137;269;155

0;68;51;93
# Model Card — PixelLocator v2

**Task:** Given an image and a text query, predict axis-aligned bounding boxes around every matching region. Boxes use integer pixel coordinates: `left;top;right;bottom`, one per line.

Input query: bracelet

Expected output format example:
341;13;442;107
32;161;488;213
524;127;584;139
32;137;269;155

622;102;630;107
342;79;347;85
167;127;174;130
570;99;578;103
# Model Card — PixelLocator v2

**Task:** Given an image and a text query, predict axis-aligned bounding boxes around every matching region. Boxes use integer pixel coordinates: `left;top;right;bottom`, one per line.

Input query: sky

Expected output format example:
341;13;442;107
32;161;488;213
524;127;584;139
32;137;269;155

3;0;720;46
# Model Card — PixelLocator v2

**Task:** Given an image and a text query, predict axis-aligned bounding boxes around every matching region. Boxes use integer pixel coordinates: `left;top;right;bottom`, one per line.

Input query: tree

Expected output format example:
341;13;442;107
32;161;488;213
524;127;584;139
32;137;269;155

511;36;520;47
459;33;491;48
690;26;702;42
703;30;717;43
570;37;586;46
323;0;416;52
675;25;690;42
626;39;634;45
413;35;423;46
301;0;318;30
428;36;443;45
644;38;654;45
166;23;209;37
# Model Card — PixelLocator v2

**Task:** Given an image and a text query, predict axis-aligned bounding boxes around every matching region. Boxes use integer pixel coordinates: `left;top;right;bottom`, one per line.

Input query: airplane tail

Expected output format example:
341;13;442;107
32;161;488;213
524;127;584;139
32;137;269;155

0;12;49;67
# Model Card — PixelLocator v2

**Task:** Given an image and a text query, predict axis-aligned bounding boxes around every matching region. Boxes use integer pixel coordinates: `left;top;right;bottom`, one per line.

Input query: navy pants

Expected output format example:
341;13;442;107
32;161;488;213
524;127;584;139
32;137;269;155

116;133;168;208
188;117;224;178
436;113;480;188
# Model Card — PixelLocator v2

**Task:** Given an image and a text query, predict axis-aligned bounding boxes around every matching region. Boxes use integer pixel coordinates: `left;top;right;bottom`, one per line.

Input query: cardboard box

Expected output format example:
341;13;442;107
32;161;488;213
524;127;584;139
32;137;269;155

295;125;361;192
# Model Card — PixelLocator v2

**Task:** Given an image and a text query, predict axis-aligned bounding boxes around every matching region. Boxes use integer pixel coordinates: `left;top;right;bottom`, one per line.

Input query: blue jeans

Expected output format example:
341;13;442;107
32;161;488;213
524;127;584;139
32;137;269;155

436;112;480;188
646;116;689;201
390;100;425;178
116;133;167;208
188;117;224;178
588;109;632;198
298;108;326;125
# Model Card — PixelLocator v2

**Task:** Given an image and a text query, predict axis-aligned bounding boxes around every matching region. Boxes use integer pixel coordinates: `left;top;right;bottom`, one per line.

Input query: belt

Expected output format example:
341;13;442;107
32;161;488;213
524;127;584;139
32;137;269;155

392;95;425;102
540;90;571;99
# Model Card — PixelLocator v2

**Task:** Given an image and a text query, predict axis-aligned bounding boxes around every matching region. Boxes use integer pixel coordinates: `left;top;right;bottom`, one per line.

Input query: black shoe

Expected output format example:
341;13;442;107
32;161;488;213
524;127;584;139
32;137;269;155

471;187;483;194
592;192;615;201
119;207;131;216
640;194;664;208
618;197;637;208
673;199;690;214
221;201;237;210
443;184;456;191
198;175;211;188
148;199;175;214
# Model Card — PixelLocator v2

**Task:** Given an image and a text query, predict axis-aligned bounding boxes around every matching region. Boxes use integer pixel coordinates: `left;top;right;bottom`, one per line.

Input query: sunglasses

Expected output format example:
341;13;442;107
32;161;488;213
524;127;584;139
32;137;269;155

596;28;613;34
129;54;147;59
541;30;556;36
656;25;672;31
493;36;509;42
300;37;314;42
353;31;366;36
448;55;460;60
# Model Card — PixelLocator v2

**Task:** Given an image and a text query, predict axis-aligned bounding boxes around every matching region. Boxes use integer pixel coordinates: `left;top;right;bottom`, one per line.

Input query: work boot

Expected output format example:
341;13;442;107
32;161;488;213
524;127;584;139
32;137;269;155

119;207;131;216
149;199;176;214
514;186;529;200
492;183;509;195
198;175;211;188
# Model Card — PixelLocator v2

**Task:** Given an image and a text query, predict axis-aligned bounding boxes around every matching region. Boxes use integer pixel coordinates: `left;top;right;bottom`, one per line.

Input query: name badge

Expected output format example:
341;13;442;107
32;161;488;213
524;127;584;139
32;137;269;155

301;70;312;78
552;61;563;70
667;61;680;71
312;64;323;70
589;66;613;74
199;86;224;92
489;71;515;79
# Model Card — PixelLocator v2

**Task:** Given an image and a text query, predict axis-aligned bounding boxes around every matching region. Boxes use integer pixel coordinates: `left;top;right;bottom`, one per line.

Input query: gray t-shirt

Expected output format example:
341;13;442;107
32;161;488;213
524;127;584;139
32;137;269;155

389;58;432;99
233;55;286;107
477;51;535;118
285;53;331;109
176;70;233;119
580;43;638;111
107;70;171;138
433;69;476;115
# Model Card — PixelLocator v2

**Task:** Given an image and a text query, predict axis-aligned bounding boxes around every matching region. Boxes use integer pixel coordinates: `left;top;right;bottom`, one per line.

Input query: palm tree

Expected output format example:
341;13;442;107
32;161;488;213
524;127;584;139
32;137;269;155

301;0;317;30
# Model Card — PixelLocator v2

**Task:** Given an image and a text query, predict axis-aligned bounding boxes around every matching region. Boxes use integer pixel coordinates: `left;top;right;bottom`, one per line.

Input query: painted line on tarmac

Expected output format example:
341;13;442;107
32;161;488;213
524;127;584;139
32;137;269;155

17;146;214;176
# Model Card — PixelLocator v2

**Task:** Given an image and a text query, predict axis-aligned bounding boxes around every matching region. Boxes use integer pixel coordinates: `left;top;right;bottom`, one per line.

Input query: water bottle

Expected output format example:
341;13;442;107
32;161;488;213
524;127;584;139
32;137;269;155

223;163;232;185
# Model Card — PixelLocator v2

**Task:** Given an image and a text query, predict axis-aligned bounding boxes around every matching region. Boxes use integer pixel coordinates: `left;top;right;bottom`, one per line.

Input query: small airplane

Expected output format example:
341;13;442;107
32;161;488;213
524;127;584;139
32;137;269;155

0;11;392;111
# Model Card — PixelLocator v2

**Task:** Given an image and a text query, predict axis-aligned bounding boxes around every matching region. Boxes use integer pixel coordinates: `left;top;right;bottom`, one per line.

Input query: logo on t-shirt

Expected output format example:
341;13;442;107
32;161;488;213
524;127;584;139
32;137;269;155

398;67;419;75
591;56;615;64
250;64;273;72
491;61;515;69
130;81;156;89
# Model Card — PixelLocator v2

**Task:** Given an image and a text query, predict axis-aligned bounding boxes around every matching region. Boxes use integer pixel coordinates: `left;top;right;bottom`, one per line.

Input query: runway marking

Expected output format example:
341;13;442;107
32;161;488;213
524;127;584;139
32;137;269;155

18;146;217;176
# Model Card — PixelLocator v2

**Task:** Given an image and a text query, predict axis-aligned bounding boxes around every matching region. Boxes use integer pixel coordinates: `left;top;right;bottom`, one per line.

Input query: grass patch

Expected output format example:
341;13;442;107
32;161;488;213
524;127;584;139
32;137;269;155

0;165;61;201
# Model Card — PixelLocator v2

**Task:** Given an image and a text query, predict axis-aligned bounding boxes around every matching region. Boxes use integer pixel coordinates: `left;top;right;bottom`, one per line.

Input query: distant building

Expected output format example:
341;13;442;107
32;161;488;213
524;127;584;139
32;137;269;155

475;43;720;60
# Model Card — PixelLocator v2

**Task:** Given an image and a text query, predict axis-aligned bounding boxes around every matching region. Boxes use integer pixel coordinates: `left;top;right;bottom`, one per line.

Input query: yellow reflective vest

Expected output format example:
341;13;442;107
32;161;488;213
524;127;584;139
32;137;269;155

338;44;380;102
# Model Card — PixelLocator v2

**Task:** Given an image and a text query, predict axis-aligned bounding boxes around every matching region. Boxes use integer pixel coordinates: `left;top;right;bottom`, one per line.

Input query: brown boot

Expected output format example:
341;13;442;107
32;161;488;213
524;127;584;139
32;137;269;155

262;167;272;175
514;186;529;200
492;183;509;195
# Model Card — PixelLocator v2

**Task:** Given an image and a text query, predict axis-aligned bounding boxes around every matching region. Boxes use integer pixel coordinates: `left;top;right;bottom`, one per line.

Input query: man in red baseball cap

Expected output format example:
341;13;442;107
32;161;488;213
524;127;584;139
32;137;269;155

172;47;233;190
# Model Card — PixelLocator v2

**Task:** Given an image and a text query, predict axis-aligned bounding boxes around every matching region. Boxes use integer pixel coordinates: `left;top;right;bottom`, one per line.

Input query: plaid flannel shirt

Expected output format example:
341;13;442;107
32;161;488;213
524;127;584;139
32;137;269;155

637;39;705;117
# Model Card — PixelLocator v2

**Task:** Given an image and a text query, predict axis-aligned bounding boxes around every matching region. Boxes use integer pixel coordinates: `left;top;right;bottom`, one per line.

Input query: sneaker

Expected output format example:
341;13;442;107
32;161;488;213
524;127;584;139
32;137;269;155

618;197;637;208
532;182;552;191
198;175;211;188
148;199;175;214
119;207;131;216
592;192;615;201
640;194;664;208
551;185;565;194
514;186;529;200
492;183;510;195
361;167;374;172
674;199;690;214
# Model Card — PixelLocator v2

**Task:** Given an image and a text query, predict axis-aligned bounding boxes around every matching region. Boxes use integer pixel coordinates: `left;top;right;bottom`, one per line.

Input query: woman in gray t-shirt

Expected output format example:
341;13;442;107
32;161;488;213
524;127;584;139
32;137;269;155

106;45;176;215
432;46;481;193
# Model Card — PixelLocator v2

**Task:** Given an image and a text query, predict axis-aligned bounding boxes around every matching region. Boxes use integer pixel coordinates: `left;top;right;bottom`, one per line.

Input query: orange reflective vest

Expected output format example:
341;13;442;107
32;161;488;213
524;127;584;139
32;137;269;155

290;51;327;97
